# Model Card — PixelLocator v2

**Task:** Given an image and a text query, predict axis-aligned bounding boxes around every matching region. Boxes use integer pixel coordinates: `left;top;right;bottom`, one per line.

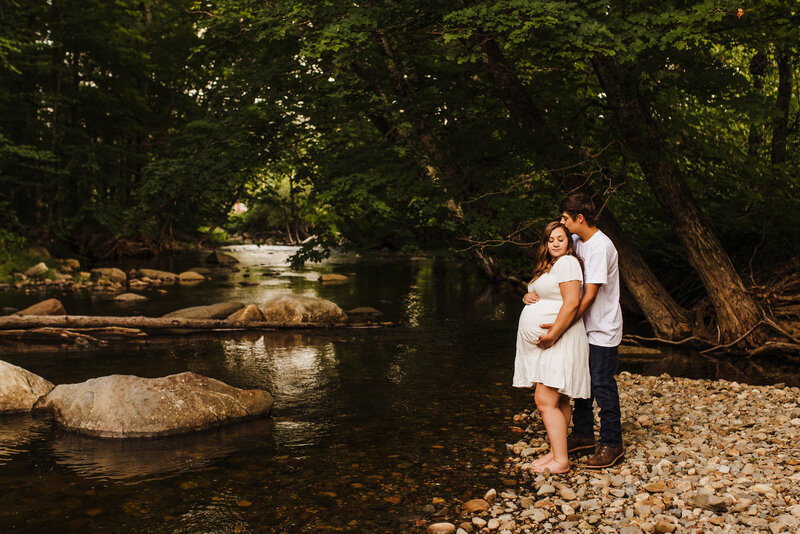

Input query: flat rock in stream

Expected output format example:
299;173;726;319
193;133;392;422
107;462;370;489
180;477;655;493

0;360;55;413
114;293;148;302
136;269;178;282
34;372;273;438
178;271;206;283
163;301;245;319
319;273;349;282
261;294;347;324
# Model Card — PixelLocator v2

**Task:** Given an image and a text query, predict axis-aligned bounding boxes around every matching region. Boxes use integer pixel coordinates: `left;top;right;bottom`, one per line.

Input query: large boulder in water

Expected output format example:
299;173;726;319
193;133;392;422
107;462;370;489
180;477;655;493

35;372;273;438
14;298;66;316
91;267;127;284
24;262;49;278
163;301;245;319
59;258;81;273
227;305;266;323
0;360;55;413
205;251;239;265
261;294;347;324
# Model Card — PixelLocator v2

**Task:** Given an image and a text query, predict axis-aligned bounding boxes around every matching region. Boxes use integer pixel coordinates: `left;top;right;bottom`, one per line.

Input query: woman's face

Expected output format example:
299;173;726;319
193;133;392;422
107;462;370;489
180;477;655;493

547;226;569;259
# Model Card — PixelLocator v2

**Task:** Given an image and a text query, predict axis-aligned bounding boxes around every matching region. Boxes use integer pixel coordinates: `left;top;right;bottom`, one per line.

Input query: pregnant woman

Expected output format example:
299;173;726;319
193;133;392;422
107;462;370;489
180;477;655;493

513;221;590;474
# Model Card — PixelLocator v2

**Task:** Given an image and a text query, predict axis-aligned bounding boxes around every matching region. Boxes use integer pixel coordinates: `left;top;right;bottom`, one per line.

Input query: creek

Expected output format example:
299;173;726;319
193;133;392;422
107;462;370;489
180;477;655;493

0;245;796;533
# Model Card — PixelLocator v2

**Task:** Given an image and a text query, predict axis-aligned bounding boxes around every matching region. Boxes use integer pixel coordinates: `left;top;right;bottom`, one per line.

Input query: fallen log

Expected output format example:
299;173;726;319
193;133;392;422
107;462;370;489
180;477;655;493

0;328;101;343
0;326;147;342
0;315;385;332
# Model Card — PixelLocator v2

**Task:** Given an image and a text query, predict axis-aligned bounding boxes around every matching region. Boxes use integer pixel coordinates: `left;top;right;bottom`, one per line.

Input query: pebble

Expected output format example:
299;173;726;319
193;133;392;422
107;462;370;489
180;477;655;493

536;484;555;496
427;523;456;534
439;372;800;533
529;509;548;522
580;499;600;511
634;503;651;518
643;482;667;493
654;518;677;533
559;487;577;500
462;499;489;513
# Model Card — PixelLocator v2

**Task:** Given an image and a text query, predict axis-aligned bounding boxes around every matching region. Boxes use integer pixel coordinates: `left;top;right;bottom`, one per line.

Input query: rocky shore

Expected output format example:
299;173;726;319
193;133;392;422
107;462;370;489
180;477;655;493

0;248;239;296
429;372;800;534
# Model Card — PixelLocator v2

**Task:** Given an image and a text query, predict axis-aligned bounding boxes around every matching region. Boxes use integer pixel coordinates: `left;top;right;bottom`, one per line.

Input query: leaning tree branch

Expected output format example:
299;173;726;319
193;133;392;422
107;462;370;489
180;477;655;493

622;334;709;347
699;321;767;354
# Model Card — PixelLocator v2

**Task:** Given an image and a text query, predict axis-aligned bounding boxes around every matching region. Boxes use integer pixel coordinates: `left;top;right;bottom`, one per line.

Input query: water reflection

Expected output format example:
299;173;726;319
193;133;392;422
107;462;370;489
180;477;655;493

49;418;275;483
622;347;800;387
0;414;50;465
217;331;340;449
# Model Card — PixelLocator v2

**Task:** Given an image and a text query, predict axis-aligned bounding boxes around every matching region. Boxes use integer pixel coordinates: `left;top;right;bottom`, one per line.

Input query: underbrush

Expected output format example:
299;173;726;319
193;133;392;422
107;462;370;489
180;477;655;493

0;229;60;283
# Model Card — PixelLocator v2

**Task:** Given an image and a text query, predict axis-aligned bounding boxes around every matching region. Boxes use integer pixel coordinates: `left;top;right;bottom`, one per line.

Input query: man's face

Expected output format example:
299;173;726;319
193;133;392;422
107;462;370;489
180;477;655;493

560;212;580;233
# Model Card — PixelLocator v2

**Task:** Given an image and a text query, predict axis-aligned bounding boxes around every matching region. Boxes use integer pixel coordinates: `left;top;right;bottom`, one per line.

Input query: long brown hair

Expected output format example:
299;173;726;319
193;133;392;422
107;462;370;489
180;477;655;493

528;221;576;285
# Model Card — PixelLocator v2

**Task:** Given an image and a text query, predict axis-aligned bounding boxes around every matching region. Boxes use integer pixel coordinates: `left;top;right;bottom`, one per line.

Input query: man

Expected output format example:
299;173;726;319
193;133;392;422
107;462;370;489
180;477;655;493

547;192;624;468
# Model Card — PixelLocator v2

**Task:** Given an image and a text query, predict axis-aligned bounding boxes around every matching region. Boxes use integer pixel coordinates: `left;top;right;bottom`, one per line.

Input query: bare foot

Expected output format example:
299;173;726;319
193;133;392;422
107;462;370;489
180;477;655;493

530;451;553;468
532;458;569;474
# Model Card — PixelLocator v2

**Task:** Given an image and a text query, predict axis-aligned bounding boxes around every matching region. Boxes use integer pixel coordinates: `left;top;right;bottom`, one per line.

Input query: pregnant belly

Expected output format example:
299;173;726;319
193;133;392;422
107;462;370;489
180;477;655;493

518;303;559;336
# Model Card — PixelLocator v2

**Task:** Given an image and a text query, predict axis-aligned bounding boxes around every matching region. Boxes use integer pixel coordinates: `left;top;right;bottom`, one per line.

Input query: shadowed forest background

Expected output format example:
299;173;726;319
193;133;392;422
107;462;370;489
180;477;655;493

0;0;798;347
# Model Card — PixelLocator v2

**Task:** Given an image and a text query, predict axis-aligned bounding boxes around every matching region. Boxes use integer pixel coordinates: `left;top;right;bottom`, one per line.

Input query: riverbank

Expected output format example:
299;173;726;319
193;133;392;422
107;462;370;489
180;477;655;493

434;372;800;534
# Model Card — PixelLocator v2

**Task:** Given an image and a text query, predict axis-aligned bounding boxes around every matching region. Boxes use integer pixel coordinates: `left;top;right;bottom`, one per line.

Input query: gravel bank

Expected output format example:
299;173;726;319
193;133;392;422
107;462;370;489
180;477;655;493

432;371;800;534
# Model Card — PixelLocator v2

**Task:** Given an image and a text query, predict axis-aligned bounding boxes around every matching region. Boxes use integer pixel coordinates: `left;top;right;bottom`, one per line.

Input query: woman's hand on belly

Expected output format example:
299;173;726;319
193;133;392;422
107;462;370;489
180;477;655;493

522;291;539;305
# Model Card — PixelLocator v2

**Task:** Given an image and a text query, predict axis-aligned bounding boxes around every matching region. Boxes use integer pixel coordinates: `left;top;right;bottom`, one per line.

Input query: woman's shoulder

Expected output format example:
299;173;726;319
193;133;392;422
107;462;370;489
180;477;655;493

554;254;580;267
552;254;583;281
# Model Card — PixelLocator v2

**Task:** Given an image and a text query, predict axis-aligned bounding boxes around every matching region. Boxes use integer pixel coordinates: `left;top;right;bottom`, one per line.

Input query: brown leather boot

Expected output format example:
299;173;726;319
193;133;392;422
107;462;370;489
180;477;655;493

567;433;595;453
586;445;625;468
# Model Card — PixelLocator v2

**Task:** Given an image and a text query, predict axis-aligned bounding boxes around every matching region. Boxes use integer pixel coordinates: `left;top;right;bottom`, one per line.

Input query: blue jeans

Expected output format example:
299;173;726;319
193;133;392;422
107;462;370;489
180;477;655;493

572;344;622;446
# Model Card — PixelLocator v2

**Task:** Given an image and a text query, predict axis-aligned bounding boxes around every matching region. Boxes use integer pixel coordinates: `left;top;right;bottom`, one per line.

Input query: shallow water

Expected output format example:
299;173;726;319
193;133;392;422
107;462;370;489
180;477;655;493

0;246;797;532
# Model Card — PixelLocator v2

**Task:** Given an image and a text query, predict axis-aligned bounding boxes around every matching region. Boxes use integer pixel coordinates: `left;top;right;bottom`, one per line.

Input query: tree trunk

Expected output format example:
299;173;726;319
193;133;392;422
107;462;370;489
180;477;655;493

771;49;792;165
592;54;765;346
555;172;693;338
470;34;546;132
597;210;694;338
747;51;767;157
377;31;468;188
472;34;693;338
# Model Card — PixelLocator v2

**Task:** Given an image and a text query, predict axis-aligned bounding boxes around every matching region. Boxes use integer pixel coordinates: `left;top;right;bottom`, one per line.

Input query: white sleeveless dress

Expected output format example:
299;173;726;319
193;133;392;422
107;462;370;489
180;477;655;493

513;255;591;399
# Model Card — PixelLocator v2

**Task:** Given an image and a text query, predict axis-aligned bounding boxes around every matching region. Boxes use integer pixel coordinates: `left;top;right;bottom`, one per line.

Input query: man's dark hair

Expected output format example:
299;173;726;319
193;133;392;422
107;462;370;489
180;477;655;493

559;192;598;227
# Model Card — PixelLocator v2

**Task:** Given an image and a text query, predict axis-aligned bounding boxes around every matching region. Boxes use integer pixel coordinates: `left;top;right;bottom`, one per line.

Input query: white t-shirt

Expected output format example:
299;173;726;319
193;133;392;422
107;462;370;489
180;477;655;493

572;230;623;347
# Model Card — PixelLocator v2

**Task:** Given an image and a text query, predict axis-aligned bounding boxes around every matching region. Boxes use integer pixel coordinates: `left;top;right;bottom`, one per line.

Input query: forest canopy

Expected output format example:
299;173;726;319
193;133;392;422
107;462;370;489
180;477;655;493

0;0;798;345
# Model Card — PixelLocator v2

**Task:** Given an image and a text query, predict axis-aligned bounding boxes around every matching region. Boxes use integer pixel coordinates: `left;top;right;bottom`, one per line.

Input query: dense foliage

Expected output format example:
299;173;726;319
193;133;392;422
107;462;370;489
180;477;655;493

0;1;798;339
